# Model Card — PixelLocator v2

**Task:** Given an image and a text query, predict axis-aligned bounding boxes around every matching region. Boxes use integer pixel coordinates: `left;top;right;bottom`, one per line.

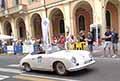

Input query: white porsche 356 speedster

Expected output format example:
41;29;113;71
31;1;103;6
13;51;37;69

20;45;95;75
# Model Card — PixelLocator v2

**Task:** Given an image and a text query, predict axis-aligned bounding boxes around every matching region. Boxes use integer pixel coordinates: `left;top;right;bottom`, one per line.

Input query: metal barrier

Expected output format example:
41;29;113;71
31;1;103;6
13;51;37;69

68;42;87;50
5;42;87;54
7;45;34;54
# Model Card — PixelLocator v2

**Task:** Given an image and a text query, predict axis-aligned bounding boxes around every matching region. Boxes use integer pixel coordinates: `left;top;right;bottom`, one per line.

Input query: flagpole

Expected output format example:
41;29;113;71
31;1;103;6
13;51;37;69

42;0;50;48
44;0;47;18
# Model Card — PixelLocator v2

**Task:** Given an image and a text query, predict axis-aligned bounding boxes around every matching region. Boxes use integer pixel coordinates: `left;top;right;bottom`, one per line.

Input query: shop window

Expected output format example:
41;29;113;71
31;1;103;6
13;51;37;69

60;20;65;34
106;10;111;29
20;27;23;38
79;15;85;31
15;0;19;5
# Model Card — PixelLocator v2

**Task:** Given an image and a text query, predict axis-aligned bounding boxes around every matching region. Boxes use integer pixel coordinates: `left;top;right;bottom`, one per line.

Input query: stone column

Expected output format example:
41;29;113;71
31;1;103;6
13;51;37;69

93;0;106;38
0;21;4;34
118;4;120;39
11;18;19;39
25;15;33;39
64;3;71;36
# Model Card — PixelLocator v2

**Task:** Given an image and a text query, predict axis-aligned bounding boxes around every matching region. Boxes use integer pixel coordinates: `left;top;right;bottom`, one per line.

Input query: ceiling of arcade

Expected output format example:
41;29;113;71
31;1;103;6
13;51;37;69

105;0;120;7
73;1;93;16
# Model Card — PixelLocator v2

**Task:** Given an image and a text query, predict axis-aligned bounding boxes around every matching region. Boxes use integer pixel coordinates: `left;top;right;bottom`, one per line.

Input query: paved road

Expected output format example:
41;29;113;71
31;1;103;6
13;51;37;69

0;55;120;81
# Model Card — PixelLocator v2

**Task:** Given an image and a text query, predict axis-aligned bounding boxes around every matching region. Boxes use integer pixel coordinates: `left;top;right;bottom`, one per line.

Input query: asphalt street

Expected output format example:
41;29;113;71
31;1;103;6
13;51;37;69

0;54;120;81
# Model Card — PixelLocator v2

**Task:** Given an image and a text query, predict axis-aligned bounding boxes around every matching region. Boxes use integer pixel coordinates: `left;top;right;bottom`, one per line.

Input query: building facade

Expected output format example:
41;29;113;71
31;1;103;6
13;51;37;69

0;0;120;42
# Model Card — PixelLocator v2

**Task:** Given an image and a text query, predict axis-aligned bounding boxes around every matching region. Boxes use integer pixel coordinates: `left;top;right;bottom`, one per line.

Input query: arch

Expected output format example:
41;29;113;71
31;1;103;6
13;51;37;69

49;8;65;36
16;17;27;39
73;1;93;35
49;8;64;19
105;0;119;8
4;21;12;36
105;1;118;32
31;13;42;39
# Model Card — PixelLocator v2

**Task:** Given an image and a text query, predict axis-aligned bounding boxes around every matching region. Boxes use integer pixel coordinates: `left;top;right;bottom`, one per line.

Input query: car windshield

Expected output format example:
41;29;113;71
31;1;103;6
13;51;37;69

31;45;65;55
46;45;65;54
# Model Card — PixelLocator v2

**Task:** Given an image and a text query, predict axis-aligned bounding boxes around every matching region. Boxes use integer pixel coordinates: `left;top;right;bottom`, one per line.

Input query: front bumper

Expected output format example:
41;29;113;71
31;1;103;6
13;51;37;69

68;60;96;72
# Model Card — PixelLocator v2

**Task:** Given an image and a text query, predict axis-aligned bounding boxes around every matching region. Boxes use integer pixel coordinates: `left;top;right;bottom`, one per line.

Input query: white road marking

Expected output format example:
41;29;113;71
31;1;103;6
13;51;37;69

0;75;10;80
20;74;81;81
95;57;120;60
0;68;23;74
7;64;20;68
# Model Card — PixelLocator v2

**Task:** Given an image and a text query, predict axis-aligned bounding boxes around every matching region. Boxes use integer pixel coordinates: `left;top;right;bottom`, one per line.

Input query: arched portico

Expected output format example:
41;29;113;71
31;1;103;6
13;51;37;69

49;8;65;36
105;1;119;32
16;17;26;40
4;21;12;36
73;1;93;36
31;13;42;39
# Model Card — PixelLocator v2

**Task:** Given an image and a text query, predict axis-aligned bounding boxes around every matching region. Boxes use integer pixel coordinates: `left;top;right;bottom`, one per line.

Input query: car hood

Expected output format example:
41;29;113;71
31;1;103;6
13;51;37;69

51;50;91;60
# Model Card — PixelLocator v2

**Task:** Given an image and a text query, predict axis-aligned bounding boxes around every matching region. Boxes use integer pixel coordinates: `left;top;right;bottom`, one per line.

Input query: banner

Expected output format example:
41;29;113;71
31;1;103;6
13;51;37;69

42;18;49;45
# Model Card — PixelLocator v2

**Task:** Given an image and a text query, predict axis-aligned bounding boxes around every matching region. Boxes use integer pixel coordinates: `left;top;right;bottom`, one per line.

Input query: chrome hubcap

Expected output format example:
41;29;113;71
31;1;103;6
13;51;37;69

56;63;65;74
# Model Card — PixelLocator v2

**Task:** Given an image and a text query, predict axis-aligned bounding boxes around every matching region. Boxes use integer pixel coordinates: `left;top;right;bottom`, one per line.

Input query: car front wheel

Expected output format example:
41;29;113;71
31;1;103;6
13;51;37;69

23;63;32;72
55;62;67;75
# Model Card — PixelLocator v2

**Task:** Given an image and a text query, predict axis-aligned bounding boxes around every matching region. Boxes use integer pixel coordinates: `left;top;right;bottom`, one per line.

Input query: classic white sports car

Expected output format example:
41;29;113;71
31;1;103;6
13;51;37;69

20;45;95;75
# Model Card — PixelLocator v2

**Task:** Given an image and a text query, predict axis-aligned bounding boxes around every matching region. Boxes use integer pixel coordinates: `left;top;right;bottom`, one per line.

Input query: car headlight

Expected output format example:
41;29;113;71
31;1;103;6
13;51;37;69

71;57;77;64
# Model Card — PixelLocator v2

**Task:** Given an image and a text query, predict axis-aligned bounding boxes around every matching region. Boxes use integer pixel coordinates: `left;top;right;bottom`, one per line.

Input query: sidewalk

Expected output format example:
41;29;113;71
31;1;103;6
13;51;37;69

92;42;120;58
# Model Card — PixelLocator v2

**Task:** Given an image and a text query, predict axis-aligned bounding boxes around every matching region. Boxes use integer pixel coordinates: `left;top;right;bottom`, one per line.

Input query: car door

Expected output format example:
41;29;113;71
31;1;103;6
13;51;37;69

35;54;49;70
32;53;53;71
30;53;45;70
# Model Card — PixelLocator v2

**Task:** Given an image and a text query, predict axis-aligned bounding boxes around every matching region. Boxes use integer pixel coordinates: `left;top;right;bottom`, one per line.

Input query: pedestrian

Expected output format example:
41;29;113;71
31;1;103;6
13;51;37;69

111;28;119;58
86;32;94;53
103;28;112;57
79;30;85;42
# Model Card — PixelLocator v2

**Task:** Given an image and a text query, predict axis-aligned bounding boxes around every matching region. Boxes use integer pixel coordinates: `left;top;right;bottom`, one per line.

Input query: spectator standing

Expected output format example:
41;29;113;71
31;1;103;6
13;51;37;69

68;35;77;50
16;39;23;54
65;32;77;49
2;40;7;53
29;38;36;45
65;32;70;49
86;32;94;53
69;35;77;43
79;30;85;42
103;28;112;56
51;35;58;45
58;35;66;48
111;28;119;58
13;40;17;55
